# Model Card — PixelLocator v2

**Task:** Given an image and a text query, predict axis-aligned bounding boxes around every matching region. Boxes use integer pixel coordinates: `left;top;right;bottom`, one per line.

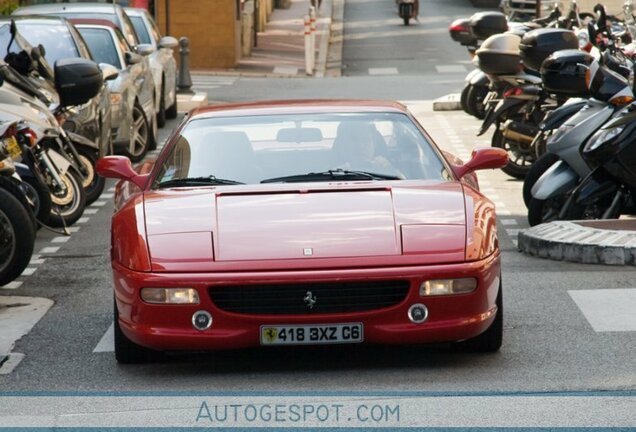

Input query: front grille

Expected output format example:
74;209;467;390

209;280;410;315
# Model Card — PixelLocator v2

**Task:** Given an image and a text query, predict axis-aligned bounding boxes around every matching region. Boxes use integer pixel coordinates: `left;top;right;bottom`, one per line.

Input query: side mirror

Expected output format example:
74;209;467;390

452;147;508;179
158;36;178;49
54;57;103;107
125;51;143;65
99;63;119;81
95;156;148;189
135;43;155;56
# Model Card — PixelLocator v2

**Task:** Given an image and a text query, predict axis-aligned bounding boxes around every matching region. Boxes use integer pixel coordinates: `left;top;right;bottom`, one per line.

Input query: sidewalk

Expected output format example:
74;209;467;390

194;0;343;78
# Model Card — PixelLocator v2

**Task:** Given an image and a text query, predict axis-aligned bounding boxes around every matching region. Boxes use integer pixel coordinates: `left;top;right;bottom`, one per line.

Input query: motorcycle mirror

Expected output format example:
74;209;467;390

38;44;46;58
6;20;17;53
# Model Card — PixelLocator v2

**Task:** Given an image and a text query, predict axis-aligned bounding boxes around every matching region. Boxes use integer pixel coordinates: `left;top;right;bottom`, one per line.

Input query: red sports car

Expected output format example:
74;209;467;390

96;100;508;363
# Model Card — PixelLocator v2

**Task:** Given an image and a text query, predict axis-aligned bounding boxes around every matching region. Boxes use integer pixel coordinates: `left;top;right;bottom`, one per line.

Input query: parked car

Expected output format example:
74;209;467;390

95;100;508;363
125;7;178;127
73;19;157;162
0;16;113;159
13;2;140;48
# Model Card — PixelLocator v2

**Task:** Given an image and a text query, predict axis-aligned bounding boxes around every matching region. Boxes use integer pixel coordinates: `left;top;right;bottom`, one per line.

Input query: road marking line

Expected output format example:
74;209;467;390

0;297;54;375
84;208;99;215
67;227;80;233
501;219;518;226
29;258;45;265
21;268;36;276
107;187;116;192
52;237;71;243
0;353;25;375
435;65;467;73
569;288;636;331
93;323;114;353
510;238;518;247
368;67;398;75
272;66;299;75
100;193;114;199
90;201;107;207
76;217;89;224
0;281;22;290
497;209;512;216
39;246;59;254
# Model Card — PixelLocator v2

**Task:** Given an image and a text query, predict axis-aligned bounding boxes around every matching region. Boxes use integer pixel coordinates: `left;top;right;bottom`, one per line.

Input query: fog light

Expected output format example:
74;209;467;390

192;310;213;331
140;288;199;304
408;304;428;324
420;278;477;296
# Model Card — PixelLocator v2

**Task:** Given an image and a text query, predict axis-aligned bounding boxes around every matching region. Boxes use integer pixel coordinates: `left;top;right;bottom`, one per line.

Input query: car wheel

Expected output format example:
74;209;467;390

114;298;158;364
124;103;150;163
46;170;86;228
157;81;166;129
166;100;178;119
522;152;559;208
76;148;105;206
455;280;503;353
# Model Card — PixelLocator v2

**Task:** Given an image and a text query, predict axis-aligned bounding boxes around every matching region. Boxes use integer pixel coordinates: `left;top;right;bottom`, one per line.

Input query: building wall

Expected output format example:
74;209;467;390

154;0;240;69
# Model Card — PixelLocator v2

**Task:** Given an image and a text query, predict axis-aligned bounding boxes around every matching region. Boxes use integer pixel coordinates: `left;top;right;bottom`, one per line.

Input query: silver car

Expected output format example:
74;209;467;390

125;7;178;128
74;19;156;162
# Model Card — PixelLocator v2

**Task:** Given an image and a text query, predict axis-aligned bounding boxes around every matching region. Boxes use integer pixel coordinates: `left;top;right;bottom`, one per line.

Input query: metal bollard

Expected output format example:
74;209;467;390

177;37;194;94
304;15;313;75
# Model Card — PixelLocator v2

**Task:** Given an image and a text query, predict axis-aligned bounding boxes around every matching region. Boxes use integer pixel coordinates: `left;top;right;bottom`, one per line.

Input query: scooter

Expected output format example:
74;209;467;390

527;49;635;225
397;0;416;26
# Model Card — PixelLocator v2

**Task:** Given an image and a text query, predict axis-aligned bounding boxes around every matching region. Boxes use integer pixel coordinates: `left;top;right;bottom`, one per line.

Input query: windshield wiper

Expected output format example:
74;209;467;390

157;176;244;188
260;169;401;184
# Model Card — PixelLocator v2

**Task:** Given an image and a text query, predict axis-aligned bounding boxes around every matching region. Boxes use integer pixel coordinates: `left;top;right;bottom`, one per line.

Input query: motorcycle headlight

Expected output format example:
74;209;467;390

586;125;625;151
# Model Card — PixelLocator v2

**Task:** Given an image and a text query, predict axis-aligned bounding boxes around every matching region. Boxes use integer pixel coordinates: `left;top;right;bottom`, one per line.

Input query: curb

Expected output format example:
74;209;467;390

176;92;208;113
433;93;462;111
518;221;636;266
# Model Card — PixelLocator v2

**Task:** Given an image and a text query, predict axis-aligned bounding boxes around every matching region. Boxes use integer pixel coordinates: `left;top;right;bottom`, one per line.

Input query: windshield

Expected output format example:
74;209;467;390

154;112;449;187
0;23;78;66
77;27;121;69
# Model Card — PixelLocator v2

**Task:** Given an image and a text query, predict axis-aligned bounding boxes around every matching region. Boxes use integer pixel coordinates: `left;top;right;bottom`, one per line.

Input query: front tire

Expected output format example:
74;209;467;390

114;299;159;364
157;81;166;128
0;187;35;286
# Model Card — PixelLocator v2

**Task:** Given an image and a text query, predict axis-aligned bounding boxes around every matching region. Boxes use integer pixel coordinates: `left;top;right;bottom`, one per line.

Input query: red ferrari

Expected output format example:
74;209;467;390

96;100;508;363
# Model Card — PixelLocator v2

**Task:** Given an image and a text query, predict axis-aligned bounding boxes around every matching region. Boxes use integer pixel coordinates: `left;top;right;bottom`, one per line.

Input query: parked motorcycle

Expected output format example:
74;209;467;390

526;48;635;225
0;121;35;286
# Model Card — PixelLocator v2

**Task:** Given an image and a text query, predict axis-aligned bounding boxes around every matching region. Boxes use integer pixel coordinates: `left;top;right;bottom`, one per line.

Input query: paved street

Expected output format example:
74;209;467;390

0;0;634;413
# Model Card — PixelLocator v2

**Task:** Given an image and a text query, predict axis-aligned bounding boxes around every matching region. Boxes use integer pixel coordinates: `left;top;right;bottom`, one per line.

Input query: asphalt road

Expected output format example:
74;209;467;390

0;0;634;419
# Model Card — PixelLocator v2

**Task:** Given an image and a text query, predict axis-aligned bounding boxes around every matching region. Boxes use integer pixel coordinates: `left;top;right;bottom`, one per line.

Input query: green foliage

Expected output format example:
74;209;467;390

0;0;18;16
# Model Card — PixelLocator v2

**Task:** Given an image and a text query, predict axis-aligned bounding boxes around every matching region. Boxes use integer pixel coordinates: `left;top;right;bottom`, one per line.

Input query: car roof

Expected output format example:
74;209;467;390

14;3;120;15
70;18;119;30
0;15;70;25
123;7;147;17
189;100;409;119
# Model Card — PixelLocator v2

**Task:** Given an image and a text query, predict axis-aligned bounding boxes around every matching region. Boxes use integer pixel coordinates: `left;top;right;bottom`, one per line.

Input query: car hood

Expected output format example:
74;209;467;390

143;182;467;271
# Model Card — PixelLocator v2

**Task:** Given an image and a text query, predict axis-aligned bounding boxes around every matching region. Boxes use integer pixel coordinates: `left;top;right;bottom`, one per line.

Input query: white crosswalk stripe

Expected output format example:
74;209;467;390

191;75;238;91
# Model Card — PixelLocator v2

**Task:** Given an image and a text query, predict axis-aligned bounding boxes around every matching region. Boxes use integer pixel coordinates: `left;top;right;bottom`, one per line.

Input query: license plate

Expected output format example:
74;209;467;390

260;323;363;346
4;136;21;159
